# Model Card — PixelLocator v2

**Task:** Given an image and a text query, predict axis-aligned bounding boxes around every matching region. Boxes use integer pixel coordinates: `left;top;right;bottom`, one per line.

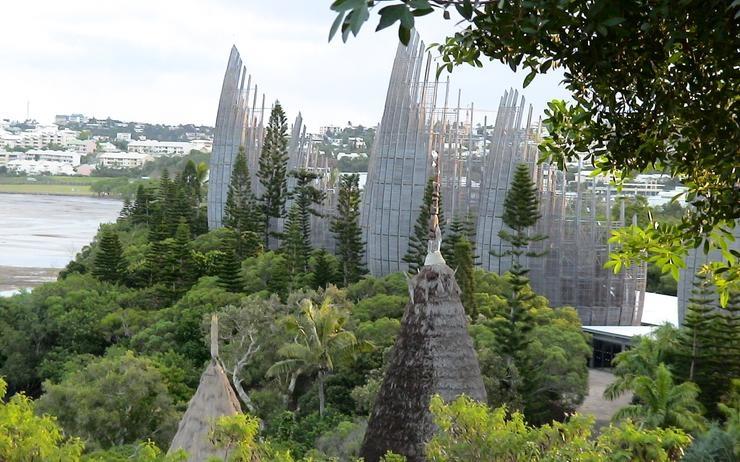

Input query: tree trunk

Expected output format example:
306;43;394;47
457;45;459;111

232;373;256;414
318;369;326;417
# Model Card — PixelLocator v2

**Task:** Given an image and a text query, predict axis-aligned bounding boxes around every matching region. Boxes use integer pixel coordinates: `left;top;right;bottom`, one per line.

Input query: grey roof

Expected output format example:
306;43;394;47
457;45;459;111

361;263;487;462
167;359;242;461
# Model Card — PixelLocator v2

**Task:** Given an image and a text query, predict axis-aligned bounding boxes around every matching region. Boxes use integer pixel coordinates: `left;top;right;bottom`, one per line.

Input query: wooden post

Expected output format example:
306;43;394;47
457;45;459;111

210;313;219;359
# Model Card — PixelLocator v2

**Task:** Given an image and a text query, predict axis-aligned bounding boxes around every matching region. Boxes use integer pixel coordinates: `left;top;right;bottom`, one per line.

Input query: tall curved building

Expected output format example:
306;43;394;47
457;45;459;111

207;46;267;230
360;34;437;275
362;34;645;325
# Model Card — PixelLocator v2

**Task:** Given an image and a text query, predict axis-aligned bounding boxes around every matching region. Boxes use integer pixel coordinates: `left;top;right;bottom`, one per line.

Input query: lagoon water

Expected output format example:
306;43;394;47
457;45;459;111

0;194;121;290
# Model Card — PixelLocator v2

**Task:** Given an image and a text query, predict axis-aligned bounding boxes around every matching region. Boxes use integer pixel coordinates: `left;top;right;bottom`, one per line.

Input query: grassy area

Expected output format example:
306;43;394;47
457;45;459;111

0;183;94;196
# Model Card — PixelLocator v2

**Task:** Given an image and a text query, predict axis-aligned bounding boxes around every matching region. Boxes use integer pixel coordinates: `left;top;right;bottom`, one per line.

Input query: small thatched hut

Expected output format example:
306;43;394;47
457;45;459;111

360;157;487;462
168;315;243;461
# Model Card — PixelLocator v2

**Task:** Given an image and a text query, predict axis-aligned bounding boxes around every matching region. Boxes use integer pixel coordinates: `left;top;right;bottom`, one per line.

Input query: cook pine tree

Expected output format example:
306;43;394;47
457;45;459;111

257;102;290;249
92;228;125;284
282;168;326;272
330;173;367;286
442;213;478;269
403;176;445;273
224;147;263;258
489;163;546;409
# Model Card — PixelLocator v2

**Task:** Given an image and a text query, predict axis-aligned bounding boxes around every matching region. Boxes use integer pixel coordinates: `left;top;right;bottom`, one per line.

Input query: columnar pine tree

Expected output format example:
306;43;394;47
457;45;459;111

454;236;478;320
679;273;716;382
489;163;546;410
171;219;197;292
442;213;478;269
92;229;125;284
130;184;153;226
281;204;309;276
161;170;182;236
224;147;264;258
257;102;289;248
330;174;366;286
403;177;445;273
180;159;202;204
290;168;326;255
118;198;133;222
217;246;244;293
312;249;337;289
679;272;740;418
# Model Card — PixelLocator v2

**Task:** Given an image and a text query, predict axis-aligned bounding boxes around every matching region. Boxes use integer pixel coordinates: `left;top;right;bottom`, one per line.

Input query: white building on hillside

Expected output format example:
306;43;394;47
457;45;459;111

18;125;79;149
65;139;96;154
23;149;81;166
7;159;76;175
190;139;213;152
128;140;194;156
97;152;153;169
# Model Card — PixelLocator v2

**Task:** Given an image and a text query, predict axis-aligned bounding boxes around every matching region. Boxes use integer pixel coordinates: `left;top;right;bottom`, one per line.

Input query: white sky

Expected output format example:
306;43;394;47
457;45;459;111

0;1;570;131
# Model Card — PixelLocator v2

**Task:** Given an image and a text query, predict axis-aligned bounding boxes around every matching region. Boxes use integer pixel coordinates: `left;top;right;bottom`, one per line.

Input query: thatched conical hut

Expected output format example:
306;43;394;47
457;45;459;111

360;153;487;462
168;315;243;461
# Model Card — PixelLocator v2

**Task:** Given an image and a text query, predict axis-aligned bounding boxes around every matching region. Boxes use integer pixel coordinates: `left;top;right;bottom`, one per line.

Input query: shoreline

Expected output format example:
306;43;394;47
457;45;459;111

0;266;60;293
0;190;122;200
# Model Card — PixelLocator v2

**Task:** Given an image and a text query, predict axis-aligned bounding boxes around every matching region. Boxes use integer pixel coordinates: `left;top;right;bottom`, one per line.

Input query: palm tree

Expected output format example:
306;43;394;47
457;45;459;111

604;325;679;400
266;298;359;417
613;363;706;433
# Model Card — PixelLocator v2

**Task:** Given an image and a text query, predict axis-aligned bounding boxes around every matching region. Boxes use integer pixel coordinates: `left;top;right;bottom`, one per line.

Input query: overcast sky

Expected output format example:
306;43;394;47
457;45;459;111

0;1;570;131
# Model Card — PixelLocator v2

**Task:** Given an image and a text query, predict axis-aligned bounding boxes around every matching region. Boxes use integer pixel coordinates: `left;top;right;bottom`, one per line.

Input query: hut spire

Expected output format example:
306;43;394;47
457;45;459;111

168;314;242;461
361;148;486;462
210;313;219;359
425;150;445;266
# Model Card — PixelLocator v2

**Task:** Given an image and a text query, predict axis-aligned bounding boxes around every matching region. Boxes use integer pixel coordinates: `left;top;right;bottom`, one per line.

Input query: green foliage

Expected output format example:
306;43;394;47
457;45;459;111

403;177;444;273
224;147;264;258
425;394;691;462
268;409;351;458
282;204;311;276
258;102;290;248
470;302;590;424
267;298;360;417
351;293;406;323
214;296;285;414
612;363;706;433
330;173;367;285
0;377;84;461
441;213;477;269
682;425;736;462
676;273;740;418
209;414;260;462
290;168;326;249
314;418;367;461
92;227;125;283
311;249;338;290
605;325;680;401
242;251;291;300
0;274;125;396
217;246;245;293
36;350;178;449
83;441;187;462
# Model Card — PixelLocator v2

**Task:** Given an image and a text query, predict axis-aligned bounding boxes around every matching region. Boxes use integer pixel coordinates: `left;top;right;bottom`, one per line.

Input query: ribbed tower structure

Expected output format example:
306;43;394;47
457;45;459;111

361;35;645;325
360;34;437;275
207;46;267;230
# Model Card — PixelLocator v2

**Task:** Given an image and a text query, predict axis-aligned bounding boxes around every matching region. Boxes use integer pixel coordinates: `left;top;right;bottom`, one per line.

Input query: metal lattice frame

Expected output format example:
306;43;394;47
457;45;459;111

361;33;646;325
